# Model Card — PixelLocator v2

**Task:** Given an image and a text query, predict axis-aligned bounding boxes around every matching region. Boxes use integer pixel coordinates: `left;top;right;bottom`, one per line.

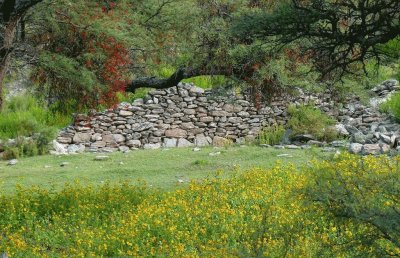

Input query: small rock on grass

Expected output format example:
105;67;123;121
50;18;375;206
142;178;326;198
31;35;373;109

94;156;109;161
209;152;221;156
193;147;201;152
285;145;300;150
7;159;17;166
277;154;293;158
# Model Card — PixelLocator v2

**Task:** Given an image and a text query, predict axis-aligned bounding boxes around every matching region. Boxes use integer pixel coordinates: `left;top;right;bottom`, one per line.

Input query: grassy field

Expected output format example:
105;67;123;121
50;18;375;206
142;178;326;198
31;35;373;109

0;146;326;193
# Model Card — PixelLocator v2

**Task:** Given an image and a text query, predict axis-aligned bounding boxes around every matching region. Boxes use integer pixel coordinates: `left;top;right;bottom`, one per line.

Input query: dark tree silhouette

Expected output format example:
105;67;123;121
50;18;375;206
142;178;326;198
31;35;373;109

0;0;43;109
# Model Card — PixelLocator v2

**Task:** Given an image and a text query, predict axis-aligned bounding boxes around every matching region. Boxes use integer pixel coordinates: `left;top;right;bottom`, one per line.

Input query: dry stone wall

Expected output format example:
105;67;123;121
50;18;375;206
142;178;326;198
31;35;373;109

56;83;336;153
55;80;400;155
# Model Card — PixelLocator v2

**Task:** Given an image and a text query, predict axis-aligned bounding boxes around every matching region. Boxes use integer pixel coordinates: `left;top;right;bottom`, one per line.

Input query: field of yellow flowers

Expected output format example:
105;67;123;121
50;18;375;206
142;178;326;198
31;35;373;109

0;153;399;257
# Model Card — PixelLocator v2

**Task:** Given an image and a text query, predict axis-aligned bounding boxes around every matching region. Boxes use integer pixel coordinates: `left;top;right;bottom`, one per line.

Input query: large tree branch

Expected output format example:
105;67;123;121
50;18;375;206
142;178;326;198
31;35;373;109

126;66;234;93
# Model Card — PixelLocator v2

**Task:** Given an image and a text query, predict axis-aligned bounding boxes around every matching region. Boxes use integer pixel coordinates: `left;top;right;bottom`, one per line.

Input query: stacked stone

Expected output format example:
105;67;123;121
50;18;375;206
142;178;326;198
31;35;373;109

55;80;400;155
338;80;400;155
57;83;288;152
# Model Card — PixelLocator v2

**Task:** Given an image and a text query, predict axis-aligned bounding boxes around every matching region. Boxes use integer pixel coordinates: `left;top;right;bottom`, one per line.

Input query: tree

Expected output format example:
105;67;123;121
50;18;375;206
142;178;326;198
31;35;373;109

0;0;43;110
231;0;400;81
130;0;400;97
25;0;201;111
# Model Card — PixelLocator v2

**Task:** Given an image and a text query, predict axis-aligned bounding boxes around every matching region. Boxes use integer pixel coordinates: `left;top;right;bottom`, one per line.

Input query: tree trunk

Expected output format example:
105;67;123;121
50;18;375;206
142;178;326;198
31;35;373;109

0;15;20;110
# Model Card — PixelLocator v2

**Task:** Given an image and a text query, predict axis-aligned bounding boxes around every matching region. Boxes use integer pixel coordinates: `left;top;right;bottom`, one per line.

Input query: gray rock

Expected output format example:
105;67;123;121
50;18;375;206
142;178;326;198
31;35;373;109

52;140;68;155
277;154;293;158
126;140;141;148
57;136;72;144
164;138;177;148
345;125;360;135
285;145;300;149
380;134;392;145
362;144;381;155
209;151;221;156
335;124;349;136
7;159;18;166
67;144;85;154
195;134;211;147
352;132;367;144
91;141;107;148
132;123;153;132
118;146;130;153
94;156;109;161
331;140;347;148
113;134;125;143
212;136;231;147
199;117;214;123
349;143;363;154
119;110;133;117
177;138;194;148
73;133;91;144
189;86;205;95
143;143;161;150
165;129;187;138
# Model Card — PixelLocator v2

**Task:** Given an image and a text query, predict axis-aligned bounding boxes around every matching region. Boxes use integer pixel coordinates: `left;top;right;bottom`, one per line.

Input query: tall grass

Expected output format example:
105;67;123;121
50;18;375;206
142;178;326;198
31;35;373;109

0;95;71;139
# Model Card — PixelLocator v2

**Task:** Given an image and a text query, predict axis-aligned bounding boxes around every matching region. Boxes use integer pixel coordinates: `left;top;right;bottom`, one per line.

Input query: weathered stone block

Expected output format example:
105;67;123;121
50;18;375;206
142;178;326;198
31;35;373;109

165;128;187;138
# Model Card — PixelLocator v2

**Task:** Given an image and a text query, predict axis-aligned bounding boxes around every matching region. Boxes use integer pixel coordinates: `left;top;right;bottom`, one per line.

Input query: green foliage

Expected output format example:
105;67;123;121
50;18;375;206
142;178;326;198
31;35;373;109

0;154;399;256
192;159;209;166
307;153;400;255
257;124;285;145
0;95;68;158
287;104;337;142
380;93;400;122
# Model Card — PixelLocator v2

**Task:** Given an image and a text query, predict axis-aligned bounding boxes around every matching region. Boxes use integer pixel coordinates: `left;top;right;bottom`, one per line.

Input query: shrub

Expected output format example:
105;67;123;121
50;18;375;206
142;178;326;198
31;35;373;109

2;146;20;160
307;153;400;256
0;95;70;158
380;92;400;122
257;124;285;145
287;104;338;142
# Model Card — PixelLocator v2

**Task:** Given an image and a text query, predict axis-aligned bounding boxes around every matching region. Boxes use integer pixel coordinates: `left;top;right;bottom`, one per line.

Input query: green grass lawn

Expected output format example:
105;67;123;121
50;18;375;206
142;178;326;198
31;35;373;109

0;146;327;193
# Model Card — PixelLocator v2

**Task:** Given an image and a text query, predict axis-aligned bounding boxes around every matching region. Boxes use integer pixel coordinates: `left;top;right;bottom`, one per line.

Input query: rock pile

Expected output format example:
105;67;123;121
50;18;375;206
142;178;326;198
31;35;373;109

54;80;400;155
342;79;400;155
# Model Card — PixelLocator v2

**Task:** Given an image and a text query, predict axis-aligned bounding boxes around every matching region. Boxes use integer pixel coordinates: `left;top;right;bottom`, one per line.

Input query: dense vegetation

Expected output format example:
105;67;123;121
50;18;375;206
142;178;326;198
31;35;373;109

0;1;400;256
0;0;398;140
0;154;399;256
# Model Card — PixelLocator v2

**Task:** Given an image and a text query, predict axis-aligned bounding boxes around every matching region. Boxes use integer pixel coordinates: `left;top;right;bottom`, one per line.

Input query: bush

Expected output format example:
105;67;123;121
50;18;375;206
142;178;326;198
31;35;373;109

257;124;285;145
380;92;400;122
307;153;400;256
0;95;70;158
287;104;338;142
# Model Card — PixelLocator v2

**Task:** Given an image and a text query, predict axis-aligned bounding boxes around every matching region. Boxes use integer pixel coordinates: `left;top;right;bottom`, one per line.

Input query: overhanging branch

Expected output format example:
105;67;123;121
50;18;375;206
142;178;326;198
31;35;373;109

126;66;234;92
